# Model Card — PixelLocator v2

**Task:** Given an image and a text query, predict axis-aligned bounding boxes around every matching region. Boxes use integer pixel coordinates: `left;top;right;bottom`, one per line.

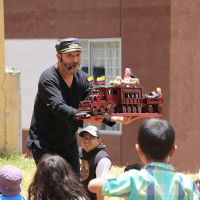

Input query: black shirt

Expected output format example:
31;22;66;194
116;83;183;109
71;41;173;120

27;66;90;154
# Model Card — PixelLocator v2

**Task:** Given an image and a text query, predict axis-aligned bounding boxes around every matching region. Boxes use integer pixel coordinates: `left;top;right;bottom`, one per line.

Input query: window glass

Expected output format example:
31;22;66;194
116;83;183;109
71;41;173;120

80;39;121;133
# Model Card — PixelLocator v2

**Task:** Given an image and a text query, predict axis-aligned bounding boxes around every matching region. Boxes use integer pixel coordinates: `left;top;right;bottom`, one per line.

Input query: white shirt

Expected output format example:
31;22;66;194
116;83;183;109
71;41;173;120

96;157;112;177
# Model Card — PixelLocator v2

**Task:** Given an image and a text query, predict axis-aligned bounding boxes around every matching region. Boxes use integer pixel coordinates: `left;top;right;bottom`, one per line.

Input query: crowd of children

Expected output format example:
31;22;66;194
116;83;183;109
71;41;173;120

0;118;200;200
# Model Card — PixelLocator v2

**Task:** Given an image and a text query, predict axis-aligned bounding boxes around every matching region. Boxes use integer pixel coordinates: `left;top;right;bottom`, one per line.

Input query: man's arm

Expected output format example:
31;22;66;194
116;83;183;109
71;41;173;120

110;116;141;124
83;116;140;126
38;70;91;123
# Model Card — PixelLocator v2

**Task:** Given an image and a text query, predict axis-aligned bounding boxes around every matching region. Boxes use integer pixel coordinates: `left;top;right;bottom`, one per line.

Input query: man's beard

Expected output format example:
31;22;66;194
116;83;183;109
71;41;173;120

62;62;80;74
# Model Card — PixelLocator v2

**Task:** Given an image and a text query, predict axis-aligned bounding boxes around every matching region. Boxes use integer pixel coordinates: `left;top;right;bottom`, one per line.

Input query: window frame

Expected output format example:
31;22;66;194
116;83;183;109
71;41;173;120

80;38;122;135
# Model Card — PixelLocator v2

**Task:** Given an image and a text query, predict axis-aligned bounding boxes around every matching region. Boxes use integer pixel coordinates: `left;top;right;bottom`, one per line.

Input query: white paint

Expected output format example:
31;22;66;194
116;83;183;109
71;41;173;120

5;39;58;128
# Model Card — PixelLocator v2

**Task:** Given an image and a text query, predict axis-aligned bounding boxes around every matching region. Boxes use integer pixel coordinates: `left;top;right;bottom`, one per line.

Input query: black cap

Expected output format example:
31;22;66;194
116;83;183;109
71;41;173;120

55;38;82;54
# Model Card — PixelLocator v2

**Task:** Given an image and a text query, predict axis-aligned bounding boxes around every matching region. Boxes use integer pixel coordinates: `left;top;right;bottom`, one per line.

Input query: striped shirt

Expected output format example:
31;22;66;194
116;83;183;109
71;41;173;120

102;162;200;200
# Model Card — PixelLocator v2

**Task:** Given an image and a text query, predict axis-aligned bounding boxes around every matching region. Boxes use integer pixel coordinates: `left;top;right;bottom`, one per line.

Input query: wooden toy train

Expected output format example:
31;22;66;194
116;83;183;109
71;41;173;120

75;84;164;118
75;68;164;119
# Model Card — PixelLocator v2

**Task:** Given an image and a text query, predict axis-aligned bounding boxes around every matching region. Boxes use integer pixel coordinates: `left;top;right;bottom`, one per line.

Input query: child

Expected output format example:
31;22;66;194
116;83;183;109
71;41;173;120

28;154;89;200
0;165;25;200
79;125;111;200
88;118;200;200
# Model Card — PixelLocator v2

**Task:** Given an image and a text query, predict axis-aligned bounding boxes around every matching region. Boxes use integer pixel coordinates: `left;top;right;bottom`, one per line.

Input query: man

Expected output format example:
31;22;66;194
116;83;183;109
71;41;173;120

27;38;115;175
79;125;111;200
88;118;200;200
27;37;133;175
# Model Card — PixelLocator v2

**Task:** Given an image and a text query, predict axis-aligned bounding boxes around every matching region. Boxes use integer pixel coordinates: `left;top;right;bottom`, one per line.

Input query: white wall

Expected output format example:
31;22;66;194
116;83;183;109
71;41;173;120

5;39;58;128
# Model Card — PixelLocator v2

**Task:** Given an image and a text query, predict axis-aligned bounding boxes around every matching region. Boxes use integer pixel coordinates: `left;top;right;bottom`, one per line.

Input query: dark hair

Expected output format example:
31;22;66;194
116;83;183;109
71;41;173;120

138;118;175;161
28;155;89;200
124;163;143;172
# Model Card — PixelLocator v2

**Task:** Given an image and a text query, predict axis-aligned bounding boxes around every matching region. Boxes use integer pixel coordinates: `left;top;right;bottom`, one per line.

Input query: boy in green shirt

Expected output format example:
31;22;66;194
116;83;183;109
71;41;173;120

88;118;200;200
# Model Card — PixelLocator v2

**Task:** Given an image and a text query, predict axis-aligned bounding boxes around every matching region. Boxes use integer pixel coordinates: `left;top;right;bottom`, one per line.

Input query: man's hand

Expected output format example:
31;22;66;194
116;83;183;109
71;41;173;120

81;114;141;125
82;115;103;125
110;116;141;124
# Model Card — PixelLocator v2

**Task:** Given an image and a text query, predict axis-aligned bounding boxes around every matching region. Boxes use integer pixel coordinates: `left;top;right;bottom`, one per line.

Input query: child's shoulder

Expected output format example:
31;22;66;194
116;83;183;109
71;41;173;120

0;194;25;200
176;172;196;184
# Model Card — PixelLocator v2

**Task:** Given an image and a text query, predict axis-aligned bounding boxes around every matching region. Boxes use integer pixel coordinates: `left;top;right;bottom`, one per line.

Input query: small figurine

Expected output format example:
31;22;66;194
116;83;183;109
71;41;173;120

110;76;122;86
110;68;140;87
144;87;163;98
156;87;163;97
124;68;132;82
123;67;140;86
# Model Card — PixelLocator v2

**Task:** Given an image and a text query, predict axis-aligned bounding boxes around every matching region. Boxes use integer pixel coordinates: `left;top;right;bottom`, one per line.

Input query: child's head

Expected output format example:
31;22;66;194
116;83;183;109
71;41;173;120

28;154;89;200
79;126;101;152
31;154;79;187
137;118;175;162
0;165;22;196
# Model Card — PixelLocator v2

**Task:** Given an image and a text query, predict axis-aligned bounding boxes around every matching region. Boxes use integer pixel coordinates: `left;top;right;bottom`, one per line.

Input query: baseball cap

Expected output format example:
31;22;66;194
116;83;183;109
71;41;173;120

0;165;22;196
55;38;82;54
79;126;100;137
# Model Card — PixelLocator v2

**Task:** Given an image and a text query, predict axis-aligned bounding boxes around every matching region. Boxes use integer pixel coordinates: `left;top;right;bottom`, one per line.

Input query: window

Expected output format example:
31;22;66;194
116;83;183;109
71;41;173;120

80;38;121;133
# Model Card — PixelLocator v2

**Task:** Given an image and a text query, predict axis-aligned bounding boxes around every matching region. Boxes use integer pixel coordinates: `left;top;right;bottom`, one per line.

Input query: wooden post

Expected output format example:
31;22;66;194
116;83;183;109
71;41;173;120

0;0;6;151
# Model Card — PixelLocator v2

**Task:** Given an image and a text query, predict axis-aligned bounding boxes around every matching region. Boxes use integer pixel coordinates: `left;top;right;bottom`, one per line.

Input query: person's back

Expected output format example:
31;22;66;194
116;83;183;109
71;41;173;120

88;118;200;200
28;154;89;200
118;162;198;199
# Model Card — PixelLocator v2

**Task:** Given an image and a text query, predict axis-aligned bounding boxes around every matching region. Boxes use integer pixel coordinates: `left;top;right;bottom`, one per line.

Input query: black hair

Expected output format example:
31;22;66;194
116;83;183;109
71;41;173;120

28;154;89;200
124;163;143;172
138;118;175;161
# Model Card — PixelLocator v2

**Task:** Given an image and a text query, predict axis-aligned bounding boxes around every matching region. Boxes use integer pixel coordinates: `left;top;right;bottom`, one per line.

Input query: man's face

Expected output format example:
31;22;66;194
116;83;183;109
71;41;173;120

80;132;101;153
58;51;81;75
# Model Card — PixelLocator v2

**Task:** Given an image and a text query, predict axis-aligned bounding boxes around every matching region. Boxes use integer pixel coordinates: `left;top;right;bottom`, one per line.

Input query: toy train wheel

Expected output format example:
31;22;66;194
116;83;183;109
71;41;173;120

132;106;137;113
91;107;98;115
127;105;132;113
152;105;158;113
148;105;153;113
100;106;106;114
107;104;114;114
141;105;148;113
122;105;127;113
158;104;163;114
137;106;142;113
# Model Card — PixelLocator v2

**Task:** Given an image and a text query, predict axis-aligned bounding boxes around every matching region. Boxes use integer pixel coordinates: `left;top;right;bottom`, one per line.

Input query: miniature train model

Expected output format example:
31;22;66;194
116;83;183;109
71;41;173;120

76;84;163;117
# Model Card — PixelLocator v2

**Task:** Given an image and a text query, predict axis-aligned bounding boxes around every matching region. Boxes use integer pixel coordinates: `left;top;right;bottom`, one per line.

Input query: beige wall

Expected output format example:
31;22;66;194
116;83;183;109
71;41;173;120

0;0;6;151
0;72;20;152
4;71;21;152
0;0;20;153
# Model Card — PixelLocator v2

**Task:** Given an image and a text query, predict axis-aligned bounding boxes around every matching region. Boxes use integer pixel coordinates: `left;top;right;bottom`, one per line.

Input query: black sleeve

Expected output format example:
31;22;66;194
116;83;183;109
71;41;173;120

102;118;116;127
38;77;78;123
